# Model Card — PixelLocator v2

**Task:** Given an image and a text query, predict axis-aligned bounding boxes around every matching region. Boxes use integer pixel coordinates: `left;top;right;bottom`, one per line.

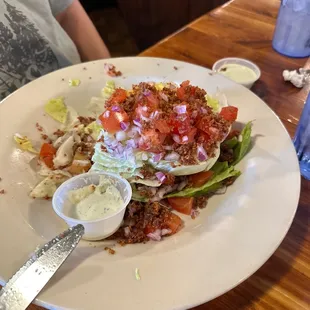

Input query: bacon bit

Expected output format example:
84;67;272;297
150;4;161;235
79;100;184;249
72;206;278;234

41;134;49;140
44;195;51;200
100;145;107;152
163;173;175;185
104;63;122;77
0;189;5;194
53;129;65;137
173;66;178;70
77;116;96;126
36;123;43;132
104;247;116;255
97;136;104;143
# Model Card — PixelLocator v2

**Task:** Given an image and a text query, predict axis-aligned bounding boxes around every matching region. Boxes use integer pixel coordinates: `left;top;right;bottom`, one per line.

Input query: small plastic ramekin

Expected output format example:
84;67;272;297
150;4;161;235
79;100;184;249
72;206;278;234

212;57;261;89
52;172;132;241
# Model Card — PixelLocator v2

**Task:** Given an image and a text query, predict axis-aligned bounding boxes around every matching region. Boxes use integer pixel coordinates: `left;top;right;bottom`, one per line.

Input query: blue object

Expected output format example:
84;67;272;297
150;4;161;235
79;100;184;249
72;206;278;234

272;0;310;58
294;92;310;180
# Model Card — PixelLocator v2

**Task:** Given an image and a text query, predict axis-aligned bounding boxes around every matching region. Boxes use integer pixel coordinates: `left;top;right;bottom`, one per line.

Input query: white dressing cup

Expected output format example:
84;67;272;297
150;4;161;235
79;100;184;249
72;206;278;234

52;172;132;241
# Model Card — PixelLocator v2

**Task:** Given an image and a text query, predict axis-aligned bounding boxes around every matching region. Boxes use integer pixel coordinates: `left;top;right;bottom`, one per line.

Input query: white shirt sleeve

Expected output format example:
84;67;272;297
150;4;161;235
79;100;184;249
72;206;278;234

48;0;74;16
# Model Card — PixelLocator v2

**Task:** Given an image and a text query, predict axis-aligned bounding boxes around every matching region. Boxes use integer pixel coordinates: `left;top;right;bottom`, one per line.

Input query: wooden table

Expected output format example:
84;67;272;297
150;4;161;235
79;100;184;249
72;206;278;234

27;0;309;309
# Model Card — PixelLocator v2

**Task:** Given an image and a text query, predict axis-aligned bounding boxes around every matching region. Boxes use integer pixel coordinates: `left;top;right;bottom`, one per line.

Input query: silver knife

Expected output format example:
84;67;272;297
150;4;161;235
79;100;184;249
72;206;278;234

0;224;85;310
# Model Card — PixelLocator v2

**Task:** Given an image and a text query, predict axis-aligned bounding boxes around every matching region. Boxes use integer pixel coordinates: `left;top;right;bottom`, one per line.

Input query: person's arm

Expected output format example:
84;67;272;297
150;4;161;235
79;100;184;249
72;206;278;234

56;0;111;61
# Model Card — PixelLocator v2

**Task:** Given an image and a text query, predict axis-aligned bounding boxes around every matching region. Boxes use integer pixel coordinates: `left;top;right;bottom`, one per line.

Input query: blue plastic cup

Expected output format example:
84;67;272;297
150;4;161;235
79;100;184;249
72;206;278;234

272;0;310;58
293;92;310;179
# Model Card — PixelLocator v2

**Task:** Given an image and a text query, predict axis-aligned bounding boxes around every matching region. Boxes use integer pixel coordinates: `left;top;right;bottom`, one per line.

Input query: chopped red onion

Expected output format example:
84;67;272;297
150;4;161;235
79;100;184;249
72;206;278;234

141;106;148;112
161;229;172;236
172;134;181;144
104;110;110;118
191;209;200;219
143;89;151;96
197;145;208;161
155;171;166;183
159;92;168;102
153;153;164;162
164;152;180;161
120;121;129;131
174;104;187;114
200;107;208;114
111;105;121;112
147;229;162;241
209;127;219;135
192;110;198;118
181;135;188;143
164;145;173;151
126;139;137;148
116;131;127;141
104;63;113;72
133;119;142;128
124;227;130;237
149;110;159;119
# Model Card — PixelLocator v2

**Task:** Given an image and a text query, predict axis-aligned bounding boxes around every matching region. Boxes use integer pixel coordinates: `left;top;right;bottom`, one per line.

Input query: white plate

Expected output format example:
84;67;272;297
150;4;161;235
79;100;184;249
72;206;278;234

0;57;300;310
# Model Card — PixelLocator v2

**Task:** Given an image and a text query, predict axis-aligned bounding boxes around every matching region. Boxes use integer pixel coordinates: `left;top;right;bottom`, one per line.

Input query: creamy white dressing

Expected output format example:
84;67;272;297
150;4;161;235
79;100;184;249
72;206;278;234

68;177;123;221
218;63;257;83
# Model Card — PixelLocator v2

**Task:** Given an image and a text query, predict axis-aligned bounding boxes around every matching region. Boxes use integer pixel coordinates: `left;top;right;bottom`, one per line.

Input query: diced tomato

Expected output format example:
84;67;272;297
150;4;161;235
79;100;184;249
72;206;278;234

139;129;166;152
99;107;129;134
181;80;190;88
144;224;156;235
134;105;148;119
154;119;170;134
108;88;127;105
190;86;197;96
176;87;185;100
146;93;159;110
169;114;191;135
163;212;183;234
220;106;238;122
39;143;57;169
197;117;221;139
167;197;194;215
188;171;214;187
197;130;210;143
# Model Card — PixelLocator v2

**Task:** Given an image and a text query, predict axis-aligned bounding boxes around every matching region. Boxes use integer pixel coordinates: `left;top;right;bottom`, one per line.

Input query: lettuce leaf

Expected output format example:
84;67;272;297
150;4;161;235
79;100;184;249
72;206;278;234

13;134;39;154
222;136;238;149
68;79;81;87
232;122;252;165
44;97;68;123
206;95;220;112
131;184;148;202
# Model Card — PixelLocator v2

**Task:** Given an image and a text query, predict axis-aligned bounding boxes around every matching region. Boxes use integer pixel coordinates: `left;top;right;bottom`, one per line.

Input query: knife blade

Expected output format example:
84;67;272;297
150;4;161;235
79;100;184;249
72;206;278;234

0;224;84;310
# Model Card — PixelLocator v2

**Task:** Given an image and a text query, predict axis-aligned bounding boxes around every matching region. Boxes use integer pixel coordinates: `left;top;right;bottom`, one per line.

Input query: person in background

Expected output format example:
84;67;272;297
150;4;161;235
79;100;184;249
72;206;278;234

0;0;110;100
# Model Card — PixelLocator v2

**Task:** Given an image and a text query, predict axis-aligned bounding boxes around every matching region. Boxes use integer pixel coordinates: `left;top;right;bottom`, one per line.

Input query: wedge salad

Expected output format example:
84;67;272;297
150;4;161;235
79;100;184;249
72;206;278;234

14;80;252;243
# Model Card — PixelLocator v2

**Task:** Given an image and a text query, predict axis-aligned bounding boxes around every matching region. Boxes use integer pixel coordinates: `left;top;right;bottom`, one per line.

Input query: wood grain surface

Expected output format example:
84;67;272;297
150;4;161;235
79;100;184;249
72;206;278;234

25;0;310;309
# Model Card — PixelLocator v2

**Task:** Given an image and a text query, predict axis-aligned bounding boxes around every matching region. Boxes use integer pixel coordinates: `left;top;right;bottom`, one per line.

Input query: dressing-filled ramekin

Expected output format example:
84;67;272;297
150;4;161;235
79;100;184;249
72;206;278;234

52;172;132;241
212;57;261;89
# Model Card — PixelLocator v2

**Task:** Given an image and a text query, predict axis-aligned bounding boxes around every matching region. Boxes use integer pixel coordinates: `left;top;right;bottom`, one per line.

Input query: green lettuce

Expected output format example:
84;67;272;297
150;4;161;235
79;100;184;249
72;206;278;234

206;95;220;112
232;122;252;165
